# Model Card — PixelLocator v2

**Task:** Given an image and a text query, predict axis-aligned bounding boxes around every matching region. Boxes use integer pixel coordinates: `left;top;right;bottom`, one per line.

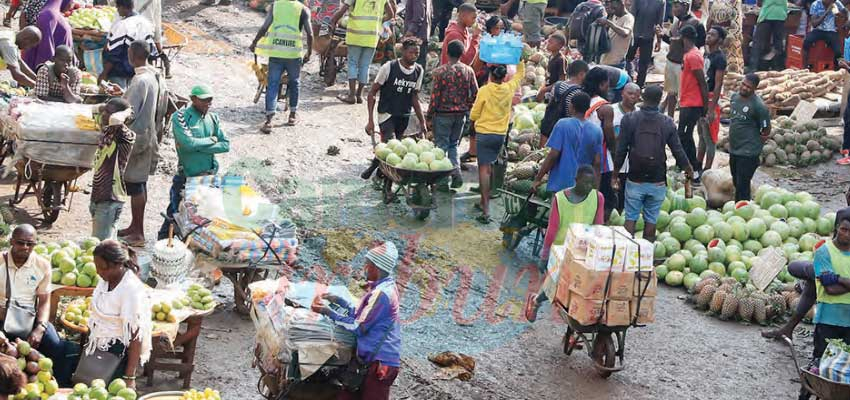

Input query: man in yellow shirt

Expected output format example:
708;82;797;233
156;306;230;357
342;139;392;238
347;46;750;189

469;61;525;223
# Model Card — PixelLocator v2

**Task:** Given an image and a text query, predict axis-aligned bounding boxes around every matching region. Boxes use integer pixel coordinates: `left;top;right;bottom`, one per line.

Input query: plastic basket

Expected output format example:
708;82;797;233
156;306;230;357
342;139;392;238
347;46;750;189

479;33;523;65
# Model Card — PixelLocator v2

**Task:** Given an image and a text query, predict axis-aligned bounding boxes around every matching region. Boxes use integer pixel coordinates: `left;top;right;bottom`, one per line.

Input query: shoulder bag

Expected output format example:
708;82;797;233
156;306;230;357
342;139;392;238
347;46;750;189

3;253;36;339
339;325;394;392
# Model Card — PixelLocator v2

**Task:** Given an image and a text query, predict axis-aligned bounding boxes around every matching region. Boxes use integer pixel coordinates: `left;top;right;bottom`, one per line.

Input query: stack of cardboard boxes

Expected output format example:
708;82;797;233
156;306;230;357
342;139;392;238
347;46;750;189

552;224;658;326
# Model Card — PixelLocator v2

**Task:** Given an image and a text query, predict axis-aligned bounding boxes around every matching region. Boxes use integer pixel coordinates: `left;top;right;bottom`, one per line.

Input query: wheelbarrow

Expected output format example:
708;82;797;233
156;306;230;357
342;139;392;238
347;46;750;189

10;158;89;224
784;336;850;400
377;160;454;220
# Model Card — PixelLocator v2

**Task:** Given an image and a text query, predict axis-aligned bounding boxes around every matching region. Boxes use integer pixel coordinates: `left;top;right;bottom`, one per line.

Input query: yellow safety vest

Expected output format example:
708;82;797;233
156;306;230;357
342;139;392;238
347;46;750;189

346;0;387;49
815;241;850;305
552;189;599;245
255;0;304;59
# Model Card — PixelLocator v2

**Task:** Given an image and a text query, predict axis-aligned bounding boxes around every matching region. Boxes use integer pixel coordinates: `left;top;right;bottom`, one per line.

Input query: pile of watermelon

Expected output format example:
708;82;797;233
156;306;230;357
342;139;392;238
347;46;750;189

652;184;835;293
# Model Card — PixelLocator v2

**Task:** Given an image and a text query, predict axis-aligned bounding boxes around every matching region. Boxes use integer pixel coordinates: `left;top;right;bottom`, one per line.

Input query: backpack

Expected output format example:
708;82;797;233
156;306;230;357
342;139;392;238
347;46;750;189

627;111;668;179
541;83;582;137
568;1;606;45
582;22;610;64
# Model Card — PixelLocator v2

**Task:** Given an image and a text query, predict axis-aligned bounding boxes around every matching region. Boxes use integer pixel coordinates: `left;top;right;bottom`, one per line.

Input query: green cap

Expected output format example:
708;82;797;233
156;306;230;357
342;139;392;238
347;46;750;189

190;85;214;99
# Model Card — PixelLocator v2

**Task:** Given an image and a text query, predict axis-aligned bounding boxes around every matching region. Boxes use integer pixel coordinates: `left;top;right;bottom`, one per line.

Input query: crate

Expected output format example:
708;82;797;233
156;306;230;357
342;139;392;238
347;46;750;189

786;34;835;72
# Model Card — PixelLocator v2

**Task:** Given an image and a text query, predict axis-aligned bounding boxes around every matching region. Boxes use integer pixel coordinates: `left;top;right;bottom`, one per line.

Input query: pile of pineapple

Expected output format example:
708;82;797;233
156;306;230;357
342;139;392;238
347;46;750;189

690;275;805;325
503;148;550;200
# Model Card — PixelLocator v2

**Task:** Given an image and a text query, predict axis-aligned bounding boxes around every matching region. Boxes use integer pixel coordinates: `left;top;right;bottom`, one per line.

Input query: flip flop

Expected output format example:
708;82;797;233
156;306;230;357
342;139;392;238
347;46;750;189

475;214;492;224
837;156;850;165
337;94;356;104
121;238;146;247
524;293;539;322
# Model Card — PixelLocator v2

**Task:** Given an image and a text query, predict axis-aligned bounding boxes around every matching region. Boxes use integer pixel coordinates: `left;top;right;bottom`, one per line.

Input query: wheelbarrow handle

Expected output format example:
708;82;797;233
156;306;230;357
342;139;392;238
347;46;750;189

784;335;804;374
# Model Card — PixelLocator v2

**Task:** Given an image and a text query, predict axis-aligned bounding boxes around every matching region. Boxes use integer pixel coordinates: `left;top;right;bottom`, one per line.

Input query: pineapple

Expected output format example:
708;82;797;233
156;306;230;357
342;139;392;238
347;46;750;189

510;163;537;180
517;143;532;159
717;283;733;294
753;297;767;325
720;288;740;320
695;283;718;309
710;290;728;314
783;291;797;308
770;294;787;316
694;276;720;294
738;295;755;322
720;277;738;286
789;296;801;314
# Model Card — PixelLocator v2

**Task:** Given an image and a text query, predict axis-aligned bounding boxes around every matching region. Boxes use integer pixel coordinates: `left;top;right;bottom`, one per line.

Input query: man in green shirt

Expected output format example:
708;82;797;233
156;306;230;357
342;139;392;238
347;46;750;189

728;73;770;201
749;0;788;71
157;85;230;239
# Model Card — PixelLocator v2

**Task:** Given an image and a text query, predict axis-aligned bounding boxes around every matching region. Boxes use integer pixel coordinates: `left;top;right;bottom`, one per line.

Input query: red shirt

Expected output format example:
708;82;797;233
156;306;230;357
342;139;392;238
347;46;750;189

440;21;479;66
679;47;705;108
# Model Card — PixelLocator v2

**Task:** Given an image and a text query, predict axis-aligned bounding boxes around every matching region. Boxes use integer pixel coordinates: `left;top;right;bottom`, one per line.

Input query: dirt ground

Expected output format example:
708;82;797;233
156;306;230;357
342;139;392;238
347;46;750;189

0;1;840;399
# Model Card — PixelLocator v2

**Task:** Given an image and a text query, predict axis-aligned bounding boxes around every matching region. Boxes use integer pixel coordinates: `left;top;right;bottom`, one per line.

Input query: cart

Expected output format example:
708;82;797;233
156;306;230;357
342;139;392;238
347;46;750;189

252;54;289;105
162;23;189;65
318;24;348;88
556;230;653;379
784;336;850;400
256;350;347;400
9;158;88;224
497;189;550;255
378;160;454;220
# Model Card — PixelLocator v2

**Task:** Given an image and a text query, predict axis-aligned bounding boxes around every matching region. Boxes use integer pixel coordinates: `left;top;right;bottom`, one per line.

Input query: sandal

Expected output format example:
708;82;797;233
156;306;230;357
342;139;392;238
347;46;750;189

337;94;356;104
286;113;297;126
475;213;492;224
260;122;272;134
524;293;540;322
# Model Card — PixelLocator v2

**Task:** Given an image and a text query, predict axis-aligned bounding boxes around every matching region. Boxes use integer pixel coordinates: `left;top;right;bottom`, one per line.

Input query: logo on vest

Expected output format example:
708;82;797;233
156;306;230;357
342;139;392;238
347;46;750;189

273;38;297;48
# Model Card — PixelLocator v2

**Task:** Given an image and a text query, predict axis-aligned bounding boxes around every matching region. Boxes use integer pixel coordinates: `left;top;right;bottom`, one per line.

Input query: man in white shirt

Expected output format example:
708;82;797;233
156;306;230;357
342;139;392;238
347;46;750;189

134;0;170;78
0;225;69;384
599;0;635;69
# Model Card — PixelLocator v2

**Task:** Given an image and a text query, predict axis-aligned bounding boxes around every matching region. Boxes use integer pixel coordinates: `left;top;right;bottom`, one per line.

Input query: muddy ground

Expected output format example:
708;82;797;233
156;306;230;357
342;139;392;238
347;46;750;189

0;1;840;398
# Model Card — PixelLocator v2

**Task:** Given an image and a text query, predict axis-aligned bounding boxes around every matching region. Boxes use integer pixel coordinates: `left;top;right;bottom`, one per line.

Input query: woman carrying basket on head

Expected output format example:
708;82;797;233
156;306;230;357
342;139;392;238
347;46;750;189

524;165;604;322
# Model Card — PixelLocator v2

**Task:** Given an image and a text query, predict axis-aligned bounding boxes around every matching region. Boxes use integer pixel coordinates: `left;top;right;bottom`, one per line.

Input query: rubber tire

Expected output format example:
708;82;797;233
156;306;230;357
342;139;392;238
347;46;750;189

41;182;60;224
415;209;430;220
591;333;616;379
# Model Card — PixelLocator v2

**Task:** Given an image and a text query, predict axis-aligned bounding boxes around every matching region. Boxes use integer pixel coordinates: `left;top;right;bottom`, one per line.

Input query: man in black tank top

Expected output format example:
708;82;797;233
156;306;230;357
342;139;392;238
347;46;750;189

362;37;427;179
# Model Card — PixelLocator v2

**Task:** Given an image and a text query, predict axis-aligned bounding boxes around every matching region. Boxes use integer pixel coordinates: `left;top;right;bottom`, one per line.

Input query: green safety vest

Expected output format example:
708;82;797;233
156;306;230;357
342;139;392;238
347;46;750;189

816;241;850;305
346;0;387;49
255;0;304;59
552;189;599;245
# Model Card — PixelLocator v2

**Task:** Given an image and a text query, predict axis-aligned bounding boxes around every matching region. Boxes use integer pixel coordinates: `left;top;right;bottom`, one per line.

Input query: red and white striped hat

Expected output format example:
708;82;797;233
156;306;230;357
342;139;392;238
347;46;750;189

366;241;399;274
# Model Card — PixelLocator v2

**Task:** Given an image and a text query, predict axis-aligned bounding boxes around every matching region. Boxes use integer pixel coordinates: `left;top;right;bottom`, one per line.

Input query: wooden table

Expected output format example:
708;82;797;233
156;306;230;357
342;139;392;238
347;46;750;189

48;285;94;322
144;314;206;389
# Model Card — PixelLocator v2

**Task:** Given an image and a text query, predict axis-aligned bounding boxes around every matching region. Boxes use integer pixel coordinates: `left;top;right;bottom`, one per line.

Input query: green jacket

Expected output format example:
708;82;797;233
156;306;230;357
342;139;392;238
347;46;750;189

171;106;230;177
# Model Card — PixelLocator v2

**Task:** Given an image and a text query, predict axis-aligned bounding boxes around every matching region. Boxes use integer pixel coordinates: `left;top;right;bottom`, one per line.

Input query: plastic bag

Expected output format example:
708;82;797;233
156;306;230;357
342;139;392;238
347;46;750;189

820;339;850;384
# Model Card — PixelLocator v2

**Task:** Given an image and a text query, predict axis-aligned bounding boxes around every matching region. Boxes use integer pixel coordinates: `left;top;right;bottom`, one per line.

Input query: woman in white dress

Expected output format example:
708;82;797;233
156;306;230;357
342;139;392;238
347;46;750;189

85;240;151;389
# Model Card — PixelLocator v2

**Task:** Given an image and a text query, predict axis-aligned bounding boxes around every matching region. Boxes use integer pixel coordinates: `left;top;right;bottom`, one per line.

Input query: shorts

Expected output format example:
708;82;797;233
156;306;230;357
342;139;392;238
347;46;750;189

379;115;410;142
663;61;682;95
125;181;146;196
624;180;667;224
89;201;124;240
476;133;505;165
521;2;546;43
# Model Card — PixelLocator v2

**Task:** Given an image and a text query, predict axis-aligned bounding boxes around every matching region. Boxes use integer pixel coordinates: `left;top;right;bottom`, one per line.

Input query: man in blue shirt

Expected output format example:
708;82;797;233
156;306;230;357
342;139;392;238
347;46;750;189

312;241;401;400
802;0;848;69
531;91;603;194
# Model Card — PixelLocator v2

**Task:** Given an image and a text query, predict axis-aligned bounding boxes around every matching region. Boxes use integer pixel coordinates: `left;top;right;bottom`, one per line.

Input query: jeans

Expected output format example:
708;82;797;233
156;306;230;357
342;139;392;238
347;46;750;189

157;175;186;240
266;57;301;115
626;36;655;87
417;41;428;72
521;2;546;43
432;0;453;40
677;107;703;172
348;45;377;84
623;180;667;224
433;113;467;169
729;154;759;201
89;201;124;240
750;20;785;70
803;29;842;66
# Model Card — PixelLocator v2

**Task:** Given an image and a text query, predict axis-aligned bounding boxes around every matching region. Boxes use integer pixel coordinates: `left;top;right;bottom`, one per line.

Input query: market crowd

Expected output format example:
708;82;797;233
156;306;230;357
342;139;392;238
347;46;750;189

256;0;850;397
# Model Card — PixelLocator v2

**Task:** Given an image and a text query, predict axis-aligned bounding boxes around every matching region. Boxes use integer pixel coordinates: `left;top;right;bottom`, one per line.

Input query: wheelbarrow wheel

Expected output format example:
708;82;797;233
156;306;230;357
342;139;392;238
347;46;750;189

41;181;61;224
414;209;430;220
591;332;616;379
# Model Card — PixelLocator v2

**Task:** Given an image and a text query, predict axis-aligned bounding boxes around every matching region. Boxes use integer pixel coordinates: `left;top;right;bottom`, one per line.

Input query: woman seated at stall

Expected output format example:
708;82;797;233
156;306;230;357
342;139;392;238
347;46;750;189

524;165;605;322
84;240;151;388
21;0;72;70
99;0;157;88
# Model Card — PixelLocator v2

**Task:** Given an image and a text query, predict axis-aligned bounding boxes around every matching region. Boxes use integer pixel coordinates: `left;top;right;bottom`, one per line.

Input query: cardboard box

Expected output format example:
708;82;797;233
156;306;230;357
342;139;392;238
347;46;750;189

555;280;571;309
564;224;595;259
584;239;627;271
567;291;605;325
623;238;655;271
566;259;635;300
633;270;658;298
606;300;632;326
630;297;656;324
